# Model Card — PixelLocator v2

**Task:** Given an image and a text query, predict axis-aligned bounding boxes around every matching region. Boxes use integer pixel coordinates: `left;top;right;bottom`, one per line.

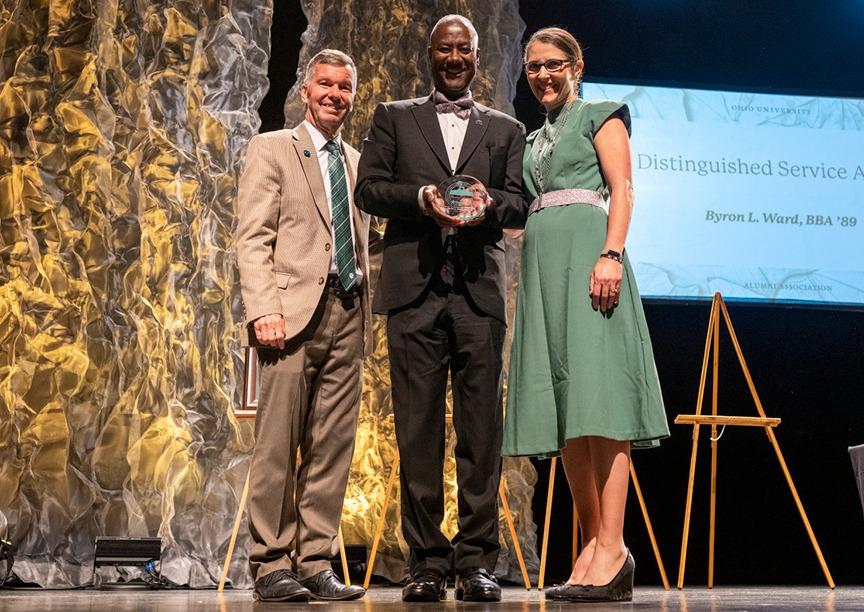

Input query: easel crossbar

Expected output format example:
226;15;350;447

674;415;780;427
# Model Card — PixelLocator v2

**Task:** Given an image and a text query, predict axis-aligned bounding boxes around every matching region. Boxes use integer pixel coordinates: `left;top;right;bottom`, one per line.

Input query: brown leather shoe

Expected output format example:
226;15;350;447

300;569;365;601
253;569;312;602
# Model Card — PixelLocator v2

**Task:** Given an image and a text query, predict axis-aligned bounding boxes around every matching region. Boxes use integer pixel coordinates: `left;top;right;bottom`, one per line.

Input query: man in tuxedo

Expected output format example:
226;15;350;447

235;49;370;603
355;14;527;603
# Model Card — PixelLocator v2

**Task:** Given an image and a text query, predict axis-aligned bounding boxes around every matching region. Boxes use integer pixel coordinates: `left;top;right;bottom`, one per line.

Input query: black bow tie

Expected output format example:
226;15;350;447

433;92;474;119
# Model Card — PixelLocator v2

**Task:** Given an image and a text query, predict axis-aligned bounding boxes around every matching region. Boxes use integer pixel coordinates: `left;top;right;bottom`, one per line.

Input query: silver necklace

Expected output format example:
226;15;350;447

532;99;578;195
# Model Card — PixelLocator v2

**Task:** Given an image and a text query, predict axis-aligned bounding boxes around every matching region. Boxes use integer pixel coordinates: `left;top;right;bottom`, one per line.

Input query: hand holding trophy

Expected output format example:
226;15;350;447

423;175;491;227
440;175;490;225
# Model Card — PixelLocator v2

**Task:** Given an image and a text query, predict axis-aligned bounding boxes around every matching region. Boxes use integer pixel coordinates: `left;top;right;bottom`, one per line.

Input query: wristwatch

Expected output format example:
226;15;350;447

600;249;623;264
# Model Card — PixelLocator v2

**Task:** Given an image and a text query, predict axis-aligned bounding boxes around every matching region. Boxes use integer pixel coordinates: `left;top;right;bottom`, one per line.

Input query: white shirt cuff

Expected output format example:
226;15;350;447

417;186;428;214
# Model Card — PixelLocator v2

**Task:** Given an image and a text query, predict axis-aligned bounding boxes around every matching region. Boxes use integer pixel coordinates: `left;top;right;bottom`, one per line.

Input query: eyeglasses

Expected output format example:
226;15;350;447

525;59;572;75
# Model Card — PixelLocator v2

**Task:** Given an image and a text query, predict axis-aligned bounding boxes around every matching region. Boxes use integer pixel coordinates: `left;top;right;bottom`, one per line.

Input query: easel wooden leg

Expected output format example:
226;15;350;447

708;303;720;589
363;458;399;589
218;467;251;592
630;462;670;590
572;505;579;567
708;438;718;588
499;480;532;590
537;457;556;590
338;526;351;586
678;409;704;589
766;428;835;588
677;295;719;589
716;299;835;589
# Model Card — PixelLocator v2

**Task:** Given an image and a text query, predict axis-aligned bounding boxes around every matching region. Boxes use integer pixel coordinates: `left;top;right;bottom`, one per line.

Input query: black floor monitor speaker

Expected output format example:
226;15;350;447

93;537;163;588
94;537;161;567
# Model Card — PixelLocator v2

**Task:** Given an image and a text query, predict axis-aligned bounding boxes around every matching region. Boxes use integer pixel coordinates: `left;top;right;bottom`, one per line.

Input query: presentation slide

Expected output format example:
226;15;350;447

582;82;864;306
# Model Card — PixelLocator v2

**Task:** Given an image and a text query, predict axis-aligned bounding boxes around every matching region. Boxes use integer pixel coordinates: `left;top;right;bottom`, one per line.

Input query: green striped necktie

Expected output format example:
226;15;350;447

325;140;357;290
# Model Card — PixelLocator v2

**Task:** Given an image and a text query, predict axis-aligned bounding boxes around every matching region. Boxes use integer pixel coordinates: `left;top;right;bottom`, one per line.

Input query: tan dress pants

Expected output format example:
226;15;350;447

247;286;363;580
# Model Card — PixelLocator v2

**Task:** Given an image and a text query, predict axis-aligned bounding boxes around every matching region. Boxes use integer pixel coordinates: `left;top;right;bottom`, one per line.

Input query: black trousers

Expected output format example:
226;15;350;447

386;250;506;577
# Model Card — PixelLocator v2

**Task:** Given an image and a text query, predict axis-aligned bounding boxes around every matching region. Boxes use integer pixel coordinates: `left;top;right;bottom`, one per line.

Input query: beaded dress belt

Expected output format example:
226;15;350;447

528;188;608;216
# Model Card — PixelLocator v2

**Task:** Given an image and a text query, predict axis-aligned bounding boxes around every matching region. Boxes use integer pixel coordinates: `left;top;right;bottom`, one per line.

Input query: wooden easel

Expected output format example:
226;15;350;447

675;293;834;589
216;348;352;592
362;414;532;590
535;457;670;590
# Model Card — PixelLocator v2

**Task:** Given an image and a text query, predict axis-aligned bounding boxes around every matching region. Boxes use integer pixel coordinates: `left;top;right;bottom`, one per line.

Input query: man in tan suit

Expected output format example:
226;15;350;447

235;49;370;603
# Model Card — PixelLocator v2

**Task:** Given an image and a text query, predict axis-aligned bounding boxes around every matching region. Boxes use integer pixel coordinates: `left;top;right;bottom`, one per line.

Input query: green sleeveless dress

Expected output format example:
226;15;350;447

502;99;669;457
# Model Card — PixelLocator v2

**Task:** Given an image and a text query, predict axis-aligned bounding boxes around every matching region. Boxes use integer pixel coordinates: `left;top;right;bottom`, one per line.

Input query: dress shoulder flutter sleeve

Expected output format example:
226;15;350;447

584;99;631;138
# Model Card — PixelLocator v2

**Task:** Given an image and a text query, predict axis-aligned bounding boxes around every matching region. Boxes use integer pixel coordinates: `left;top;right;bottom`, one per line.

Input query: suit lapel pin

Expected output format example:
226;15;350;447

303;150;311;157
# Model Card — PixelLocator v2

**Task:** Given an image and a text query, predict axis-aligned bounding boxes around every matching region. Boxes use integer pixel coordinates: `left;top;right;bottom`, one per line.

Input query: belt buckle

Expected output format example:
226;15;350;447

328;275;357;299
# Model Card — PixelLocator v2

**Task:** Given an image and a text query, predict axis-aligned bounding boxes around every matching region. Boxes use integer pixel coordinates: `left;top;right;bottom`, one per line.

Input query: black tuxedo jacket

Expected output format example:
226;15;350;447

355;95;527;323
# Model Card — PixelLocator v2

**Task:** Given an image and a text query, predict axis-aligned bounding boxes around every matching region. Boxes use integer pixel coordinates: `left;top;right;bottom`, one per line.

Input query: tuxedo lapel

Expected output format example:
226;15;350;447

455;105;490;173
411;98;451;174
292;124;330;226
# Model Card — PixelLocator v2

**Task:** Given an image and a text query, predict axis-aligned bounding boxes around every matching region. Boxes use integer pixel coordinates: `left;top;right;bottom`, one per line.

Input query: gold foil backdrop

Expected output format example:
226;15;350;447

283;0;538;583
0;0;271;587
0;0;538;588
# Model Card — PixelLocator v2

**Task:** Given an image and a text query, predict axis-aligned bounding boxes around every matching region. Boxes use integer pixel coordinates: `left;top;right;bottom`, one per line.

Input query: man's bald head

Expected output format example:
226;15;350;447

429;14;479;50
427;14;480;99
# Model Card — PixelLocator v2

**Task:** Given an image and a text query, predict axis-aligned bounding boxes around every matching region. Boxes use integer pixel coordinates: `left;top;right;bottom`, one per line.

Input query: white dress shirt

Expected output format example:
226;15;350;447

418;92;471;238
304;120;362;282
437;103;470;171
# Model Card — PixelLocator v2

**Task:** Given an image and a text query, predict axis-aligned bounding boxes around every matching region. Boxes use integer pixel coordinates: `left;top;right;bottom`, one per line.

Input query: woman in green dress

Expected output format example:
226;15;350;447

502;28;669;602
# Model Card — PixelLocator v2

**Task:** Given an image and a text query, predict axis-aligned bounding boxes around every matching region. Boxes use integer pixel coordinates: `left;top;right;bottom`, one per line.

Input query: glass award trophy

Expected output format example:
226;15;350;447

438;175;488;223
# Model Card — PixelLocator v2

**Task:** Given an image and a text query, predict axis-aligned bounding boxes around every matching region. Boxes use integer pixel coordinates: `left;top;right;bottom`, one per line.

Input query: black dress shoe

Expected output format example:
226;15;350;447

253;569;312;602
455;568;501;602
300;569;365;601
402;570;446;602
559;550;635;602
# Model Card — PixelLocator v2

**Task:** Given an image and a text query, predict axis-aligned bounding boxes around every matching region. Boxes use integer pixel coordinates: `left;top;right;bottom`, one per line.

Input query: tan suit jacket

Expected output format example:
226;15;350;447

235;123;372;355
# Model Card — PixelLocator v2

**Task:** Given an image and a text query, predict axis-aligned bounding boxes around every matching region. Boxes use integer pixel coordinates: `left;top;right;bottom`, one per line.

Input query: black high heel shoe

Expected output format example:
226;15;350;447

544;582;576;600
558;550;634;602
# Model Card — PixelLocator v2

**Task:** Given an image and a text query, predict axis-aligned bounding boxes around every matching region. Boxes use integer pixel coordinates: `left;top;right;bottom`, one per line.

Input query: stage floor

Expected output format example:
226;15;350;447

0;586;860;611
